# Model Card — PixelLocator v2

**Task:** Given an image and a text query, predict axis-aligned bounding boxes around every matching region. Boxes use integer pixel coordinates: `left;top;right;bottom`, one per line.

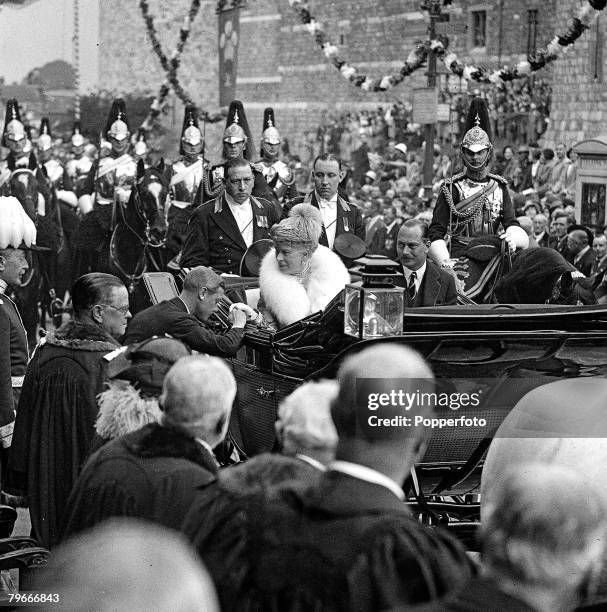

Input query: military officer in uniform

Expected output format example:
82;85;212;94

281;153;365;267
0;197;42;464
166;105;207;261
428;98;528;268
258;107;296;209
65;121;93;199
196;100;274;206
37;117;78;209
0;99;51;213
78;99;137;274
181;157;278;275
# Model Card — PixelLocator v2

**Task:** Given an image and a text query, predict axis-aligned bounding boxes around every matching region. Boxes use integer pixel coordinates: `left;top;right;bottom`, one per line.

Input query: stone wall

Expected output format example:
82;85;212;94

544;0;607;148
97;0;557;159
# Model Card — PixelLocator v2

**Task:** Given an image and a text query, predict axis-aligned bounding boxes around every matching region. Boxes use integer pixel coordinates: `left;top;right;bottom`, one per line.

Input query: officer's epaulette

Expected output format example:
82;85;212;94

444;171;466;184
487;173;508;186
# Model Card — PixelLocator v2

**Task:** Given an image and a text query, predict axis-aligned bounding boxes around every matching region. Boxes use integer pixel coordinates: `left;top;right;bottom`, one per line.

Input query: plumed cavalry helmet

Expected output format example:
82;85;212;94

105;98;130;141
179;104;203;155
71;120;84;148
2;99;26;145
0;196;37;249
37;117;52;152
134;128;148;157
223;99;255;160
461;97;493;170
261;107;281;145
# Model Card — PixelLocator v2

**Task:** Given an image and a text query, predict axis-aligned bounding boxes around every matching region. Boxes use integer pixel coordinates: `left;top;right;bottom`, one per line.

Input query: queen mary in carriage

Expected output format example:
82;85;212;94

256;203;351;330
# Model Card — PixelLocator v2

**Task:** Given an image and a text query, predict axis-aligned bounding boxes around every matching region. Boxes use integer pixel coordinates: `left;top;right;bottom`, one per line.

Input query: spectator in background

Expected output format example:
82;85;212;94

533;213;550;248
517;217;537;249
566;225;596;276
535;148;556;195
370;206;400;260
564;148;578;199
501;145;519;185
550;142;571;195
548;214;574;256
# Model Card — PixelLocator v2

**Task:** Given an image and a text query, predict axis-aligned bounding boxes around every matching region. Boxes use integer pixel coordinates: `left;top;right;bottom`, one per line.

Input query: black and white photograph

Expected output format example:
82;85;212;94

1;0;607;610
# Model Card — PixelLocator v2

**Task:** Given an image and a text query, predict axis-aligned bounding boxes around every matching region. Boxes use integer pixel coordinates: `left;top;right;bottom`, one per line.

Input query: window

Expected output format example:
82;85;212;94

527;10;538;56
471;10;487;48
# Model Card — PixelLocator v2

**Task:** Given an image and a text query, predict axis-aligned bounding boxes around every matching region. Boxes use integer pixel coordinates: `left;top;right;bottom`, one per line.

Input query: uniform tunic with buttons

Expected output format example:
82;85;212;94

180;194;279;275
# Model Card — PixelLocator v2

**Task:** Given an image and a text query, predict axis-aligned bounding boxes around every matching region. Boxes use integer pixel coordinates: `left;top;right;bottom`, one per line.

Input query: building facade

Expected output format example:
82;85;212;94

97;0;557;158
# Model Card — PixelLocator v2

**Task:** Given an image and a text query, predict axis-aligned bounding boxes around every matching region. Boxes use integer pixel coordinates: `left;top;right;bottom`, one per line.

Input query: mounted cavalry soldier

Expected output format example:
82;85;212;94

132;128;150;167
428;97;527;268
258;107;296;208
65;121;93;199
166;105;207;261
0;99;50;214
196;100;274;207
77;99;137;274
37;117;78;210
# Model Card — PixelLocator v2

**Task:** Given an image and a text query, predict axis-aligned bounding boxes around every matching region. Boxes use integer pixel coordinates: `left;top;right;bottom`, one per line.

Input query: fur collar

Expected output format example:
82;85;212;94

125;423;218;474
45;320;119;352
259;245;350;328
96;381;162;441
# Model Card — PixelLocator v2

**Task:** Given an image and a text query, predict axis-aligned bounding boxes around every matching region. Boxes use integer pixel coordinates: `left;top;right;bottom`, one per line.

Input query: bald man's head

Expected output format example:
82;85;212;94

160;355;236;447
331;344;434;443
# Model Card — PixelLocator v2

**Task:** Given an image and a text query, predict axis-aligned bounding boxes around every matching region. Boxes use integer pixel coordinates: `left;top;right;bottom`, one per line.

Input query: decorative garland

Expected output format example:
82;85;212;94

140;0;225;130
288;0;607;89
437;0;607;83
287;0;448;91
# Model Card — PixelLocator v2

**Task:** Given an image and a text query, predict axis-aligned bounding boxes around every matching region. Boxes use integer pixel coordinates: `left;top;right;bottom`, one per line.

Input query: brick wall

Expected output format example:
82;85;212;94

98;0;557;159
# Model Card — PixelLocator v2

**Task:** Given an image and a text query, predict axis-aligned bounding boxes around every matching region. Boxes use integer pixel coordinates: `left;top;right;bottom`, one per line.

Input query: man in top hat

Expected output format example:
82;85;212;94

566;224;596;277
79;98;137;219
0;197;41;475
65;121;93;199
281;153;365;267
0;99;51;213
196;100;273;206
258;107;296;209
428;97;527;269
181;157;279;275
166;105;208;261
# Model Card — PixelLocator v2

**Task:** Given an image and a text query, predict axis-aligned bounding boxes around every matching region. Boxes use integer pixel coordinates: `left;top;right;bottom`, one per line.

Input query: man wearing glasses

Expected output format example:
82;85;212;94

7;272;129;550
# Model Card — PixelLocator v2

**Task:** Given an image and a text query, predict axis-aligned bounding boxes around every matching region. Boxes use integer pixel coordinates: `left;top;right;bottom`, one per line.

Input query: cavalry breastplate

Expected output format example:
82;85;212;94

449;177;503;238
44;159;64;188
170;158;203;206
67;156;93;194
95;156;136;204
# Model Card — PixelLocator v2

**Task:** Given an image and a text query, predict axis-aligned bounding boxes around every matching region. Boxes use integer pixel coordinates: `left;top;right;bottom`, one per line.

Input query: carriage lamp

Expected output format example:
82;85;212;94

344;256;405;339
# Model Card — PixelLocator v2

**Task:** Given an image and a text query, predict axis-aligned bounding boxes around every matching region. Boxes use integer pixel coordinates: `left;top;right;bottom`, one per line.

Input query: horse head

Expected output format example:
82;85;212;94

128;159;169;246
8;153;39;221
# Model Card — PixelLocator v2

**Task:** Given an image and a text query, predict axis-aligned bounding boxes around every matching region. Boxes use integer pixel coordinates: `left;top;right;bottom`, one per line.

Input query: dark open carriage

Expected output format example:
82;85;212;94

142;272;607;549
229;296;607;548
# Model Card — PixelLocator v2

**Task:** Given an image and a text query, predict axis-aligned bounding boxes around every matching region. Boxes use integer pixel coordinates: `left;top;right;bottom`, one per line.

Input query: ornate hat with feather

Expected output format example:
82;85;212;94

461;97;492;153
38;117;52;152
223;100;255;160
134;128;148;157
2;99;26;145
180;104;202;155
104;98;130;141
261;107;281;145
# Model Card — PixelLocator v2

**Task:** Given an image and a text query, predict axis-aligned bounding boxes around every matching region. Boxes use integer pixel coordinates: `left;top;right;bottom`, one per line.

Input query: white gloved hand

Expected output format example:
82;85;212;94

502;225;529;252
229;302;258;321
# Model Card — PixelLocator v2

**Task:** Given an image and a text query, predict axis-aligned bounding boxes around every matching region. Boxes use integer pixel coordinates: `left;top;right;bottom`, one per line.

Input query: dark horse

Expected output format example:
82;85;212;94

4;155;63;343
107;159;170;313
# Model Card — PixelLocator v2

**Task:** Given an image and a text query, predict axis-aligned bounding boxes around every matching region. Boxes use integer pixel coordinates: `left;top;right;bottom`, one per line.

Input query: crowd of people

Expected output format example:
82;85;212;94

1;88;607;610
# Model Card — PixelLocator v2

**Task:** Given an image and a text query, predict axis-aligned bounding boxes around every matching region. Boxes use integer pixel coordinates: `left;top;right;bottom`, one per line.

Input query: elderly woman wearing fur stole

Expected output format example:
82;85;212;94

257;204;350;330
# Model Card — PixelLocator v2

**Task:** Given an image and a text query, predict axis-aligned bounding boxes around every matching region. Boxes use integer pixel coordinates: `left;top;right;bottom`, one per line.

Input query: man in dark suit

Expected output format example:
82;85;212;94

395;219;457;307
533;213;550;248
370;206;400;259
181;157;279;275
123;266;249;356
281;154;365;265
566;224;596;277
184;344;474;611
